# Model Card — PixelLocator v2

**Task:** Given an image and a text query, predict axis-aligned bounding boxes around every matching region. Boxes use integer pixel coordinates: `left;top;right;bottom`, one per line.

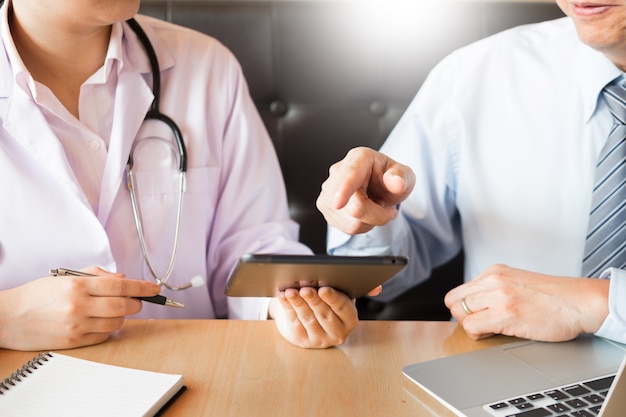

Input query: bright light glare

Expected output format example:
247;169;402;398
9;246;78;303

354;0;456;43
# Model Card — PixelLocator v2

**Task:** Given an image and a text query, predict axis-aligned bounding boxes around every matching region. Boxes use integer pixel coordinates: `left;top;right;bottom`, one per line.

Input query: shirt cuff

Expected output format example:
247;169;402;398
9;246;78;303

227;296;272;320
327;217;408;256
594;268;626;343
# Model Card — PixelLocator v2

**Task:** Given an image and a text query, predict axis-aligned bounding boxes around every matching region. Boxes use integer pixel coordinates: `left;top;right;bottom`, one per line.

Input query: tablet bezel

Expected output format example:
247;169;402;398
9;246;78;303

224;254;408;298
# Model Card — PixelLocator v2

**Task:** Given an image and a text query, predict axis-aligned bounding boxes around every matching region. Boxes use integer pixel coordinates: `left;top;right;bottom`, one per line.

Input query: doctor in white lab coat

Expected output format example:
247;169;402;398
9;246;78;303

0;0;363;350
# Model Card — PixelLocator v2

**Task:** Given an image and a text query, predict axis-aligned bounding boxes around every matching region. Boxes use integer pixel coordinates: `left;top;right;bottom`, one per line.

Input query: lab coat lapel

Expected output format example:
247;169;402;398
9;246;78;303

2;88;88;205
98;18;174;226
97;71;153;226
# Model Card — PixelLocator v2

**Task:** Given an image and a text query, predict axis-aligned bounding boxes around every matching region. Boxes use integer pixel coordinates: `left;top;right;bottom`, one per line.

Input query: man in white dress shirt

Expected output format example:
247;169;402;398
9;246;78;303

317;0;626;343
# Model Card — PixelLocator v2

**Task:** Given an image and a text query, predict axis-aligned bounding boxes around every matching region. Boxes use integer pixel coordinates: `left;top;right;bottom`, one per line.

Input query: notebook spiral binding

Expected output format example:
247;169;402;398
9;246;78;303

0;352;53;395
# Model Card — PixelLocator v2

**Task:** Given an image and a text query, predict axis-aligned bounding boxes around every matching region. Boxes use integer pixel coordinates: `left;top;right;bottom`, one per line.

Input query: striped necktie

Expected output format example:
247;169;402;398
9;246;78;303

582;79;626;277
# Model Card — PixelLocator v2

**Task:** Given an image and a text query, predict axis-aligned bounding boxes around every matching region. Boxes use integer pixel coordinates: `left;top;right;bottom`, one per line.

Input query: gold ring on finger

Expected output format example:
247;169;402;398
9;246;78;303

460;297;474;315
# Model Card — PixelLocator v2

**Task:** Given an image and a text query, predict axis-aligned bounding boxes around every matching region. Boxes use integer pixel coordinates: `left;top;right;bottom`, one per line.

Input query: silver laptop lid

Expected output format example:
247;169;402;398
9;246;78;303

402;335;626;417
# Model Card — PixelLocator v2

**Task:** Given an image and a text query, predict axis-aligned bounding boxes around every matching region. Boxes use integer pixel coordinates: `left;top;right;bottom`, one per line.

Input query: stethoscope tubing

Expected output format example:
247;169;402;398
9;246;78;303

126;17;191;290
126;17;187;173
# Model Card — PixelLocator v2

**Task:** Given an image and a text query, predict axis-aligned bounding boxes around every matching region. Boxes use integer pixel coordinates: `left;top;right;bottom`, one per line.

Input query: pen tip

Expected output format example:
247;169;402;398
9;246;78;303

168;300;185;308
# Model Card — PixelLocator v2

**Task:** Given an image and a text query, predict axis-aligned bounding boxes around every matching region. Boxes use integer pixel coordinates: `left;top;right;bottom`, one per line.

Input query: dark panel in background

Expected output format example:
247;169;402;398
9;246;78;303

138;0;564;255
137;1;564;320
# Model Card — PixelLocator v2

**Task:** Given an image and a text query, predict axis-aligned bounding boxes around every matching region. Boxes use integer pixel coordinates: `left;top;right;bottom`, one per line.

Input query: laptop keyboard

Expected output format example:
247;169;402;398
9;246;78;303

483;374;615;417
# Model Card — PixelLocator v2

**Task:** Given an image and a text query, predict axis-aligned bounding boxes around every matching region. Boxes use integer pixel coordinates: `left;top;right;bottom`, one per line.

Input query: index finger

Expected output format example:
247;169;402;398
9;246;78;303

329;147;385;209
85;277;161;298
332;148;414;209
85;266;125;278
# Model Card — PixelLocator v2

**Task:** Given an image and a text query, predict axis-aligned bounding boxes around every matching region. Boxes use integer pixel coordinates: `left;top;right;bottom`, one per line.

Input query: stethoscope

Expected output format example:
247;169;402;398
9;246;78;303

125;18;203;291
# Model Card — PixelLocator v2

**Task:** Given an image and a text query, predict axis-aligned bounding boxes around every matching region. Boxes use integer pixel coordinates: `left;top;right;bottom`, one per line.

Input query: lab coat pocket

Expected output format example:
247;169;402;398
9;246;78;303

128;167;185;250
128;167;220;254
129;166;219;273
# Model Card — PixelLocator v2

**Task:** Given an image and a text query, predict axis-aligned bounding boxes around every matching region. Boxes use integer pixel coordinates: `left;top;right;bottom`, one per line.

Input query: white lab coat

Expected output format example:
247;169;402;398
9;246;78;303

0;13;310;319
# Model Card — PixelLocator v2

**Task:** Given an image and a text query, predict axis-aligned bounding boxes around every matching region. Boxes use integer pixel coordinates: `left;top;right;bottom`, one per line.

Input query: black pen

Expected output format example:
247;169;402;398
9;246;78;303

49;268;185;308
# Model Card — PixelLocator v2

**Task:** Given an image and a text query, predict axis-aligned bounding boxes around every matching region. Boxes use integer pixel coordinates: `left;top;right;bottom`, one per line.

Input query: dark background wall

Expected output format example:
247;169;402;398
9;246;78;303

138;1;565;319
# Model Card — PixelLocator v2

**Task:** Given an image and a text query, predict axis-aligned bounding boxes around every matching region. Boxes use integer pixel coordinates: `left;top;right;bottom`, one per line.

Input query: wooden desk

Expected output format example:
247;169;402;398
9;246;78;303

0;320;516;416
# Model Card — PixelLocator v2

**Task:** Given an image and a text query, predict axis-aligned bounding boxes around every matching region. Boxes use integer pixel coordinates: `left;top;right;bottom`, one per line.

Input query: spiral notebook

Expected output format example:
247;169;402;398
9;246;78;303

0;352;185;417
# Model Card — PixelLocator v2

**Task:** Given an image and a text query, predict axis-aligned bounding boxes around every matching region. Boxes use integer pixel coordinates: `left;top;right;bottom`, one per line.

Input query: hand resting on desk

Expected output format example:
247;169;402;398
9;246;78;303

444;264;610;342
0;267;160;351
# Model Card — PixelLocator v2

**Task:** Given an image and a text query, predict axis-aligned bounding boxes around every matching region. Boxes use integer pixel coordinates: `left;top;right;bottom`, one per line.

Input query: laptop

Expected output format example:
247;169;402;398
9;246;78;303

402;334;626;417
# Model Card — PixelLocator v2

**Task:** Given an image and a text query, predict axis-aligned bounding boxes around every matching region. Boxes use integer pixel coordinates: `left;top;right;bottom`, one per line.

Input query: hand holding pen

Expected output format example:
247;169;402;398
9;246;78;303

50;268;185;308
1;268;176;351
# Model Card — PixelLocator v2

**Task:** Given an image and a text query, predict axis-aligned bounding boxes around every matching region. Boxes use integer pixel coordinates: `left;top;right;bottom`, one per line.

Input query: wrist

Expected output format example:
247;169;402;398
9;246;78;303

577;278;610;334
0;287;18;349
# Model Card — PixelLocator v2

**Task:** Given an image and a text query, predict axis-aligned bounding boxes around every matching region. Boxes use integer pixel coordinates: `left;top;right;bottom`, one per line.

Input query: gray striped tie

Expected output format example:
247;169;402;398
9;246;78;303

582;79;626;277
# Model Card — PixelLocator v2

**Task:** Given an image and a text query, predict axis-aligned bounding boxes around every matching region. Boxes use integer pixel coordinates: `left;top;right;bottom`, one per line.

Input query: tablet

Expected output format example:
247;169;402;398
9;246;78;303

224;254;408;298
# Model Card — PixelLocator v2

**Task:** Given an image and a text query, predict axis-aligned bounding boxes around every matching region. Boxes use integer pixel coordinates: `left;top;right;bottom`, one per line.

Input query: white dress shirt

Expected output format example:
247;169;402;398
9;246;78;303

0;9;310;320
328;17;626;343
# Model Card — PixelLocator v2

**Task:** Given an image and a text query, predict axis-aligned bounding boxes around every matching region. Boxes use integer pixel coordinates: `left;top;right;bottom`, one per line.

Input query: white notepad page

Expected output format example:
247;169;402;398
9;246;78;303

0;352;184;417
